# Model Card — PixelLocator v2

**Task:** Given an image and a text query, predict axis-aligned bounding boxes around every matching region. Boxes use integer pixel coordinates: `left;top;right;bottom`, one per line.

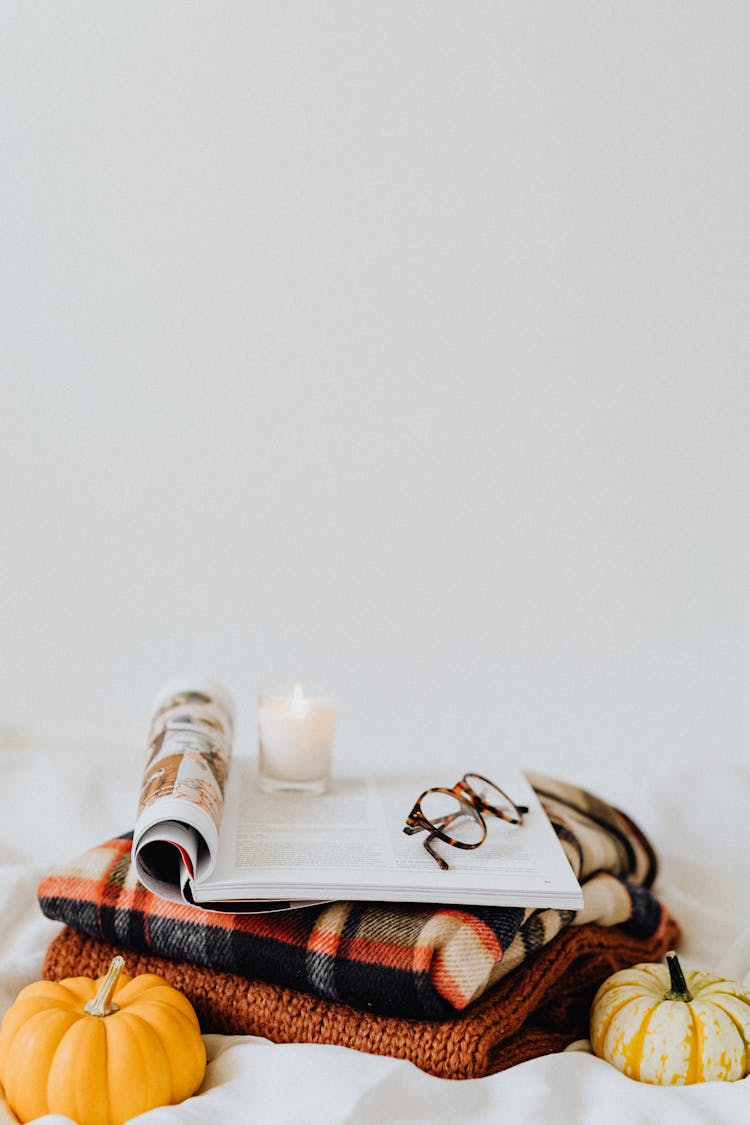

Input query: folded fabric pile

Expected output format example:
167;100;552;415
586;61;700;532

38;772;679;1079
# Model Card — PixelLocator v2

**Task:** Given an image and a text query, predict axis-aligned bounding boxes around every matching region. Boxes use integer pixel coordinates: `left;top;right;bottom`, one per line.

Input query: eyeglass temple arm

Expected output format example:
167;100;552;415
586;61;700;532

403;808;470;836
424;834;449;870
404;802;529;842
431;805;529;833
481;801;529;822
402;813;464;870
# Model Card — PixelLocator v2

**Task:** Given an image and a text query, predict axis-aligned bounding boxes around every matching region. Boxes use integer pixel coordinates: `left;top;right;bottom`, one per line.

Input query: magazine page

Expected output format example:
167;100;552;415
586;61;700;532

132;677;235;902
196;763;584;911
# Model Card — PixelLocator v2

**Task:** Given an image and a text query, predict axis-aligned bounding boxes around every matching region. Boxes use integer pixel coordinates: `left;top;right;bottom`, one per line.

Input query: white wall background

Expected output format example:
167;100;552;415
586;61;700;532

1;3;748;777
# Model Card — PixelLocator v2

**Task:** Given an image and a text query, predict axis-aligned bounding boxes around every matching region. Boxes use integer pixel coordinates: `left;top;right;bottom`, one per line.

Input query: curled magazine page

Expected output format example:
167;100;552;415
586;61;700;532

132;676;235;902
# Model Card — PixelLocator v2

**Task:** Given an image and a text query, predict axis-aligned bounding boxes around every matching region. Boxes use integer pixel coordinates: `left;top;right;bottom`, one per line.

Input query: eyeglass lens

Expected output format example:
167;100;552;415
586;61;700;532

420;790;484;845
463;773;520;818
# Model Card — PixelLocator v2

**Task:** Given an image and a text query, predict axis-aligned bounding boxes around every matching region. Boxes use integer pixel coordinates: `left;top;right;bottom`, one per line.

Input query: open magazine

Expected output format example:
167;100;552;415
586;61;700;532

133;678;584;913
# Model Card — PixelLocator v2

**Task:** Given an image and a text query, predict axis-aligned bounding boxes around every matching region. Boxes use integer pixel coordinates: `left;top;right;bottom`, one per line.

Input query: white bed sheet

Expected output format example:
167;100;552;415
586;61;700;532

0;735;748;1124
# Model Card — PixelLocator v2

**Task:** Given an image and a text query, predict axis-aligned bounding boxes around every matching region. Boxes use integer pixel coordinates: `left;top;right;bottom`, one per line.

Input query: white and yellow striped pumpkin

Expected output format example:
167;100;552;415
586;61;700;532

590;951;750;1085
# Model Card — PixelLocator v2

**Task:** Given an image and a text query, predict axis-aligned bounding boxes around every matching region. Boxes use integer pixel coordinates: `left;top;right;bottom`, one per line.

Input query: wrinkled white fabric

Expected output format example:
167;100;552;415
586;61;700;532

0;736;748;1124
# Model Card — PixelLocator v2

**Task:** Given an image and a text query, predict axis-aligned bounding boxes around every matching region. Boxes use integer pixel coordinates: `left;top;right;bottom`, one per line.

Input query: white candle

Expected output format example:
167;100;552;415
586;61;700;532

257;683;337;793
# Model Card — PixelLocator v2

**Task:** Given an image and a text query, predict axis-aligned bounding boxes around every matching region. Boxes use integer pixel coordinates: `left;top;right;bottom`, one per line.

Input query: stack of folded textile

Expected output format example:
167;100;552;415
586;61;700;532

38;772;679;1081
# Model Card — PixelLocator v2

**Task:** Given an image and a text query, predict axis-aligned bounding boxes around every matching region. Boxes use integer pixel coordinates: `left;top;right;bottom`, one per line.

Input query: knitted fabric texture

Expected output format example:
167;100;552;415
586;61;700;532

44;912;680;1080
38;771;663;1020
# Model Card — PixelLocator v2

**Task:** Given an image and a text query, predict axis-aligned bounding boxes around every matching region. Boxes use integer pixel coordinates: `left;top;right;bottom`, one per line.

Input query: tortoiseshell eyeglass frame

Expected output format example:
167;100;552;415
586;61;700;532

402;772;529;870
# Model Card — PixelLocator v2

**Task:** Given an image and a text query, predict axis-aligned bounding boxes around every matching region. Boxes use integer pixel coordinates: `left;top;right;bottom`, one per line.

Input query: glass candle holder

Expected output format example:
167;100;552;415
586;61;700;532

257;683;338;795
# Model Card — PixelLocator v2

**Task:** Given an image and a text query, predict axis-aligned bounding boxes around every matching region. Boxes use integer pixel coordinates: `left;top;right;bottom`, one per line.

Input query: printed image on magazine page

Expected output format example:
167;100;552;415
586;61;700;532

133;677;235;902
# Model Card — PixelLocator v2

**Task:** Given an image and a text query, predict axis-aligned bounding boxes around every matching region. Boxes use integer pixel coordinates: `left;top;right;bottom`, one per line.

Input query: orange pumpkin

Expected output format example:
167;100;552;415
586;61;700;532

0;956;206;1124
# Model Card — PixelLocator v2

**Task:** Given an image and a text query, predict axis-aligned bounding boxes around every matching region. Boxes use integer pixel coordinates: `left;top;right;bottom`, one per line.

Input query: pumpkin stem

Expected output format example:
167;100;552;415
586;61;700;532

84;955;125;1017
663;950;692;1002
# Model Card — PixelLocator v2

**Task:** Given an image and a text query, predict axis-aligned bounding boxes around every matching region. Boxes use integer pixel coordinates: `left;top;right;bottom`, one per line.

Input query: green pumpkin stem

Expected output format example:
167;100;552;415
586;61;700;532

84;955;125;1017
664;950;692;1002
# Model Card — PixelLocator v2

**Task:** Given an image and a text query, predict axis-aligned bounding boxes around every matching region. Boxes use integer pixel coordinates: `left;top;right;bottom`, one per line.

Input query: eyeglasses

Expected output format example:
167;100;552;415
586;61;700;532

403;773;528;870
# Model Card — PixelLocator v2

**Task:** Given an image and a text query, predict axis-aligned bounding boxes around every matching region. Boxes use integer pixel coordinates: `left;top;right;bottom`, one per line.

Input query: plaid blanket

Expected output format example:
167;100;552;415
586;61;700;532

38;772;665;1021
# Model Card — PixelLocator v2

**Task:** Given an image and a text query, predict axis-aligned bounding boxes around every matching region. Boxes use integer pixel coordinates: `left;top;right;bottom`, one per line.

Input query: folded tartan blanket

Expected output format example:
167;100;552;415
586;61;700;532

44;912;679;1080
38;772;667;1020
